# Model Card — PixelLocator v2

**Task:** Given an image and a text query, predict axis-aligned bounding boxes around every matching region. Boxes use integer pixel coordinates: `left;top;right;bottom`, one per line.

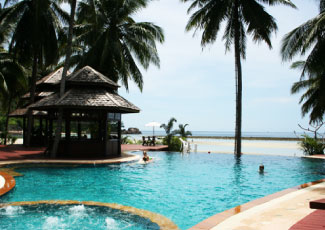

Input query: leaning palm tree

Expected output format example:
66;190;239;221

174;124;192;139
281;0;325;123
3;0;69;146
160;117;177;147
51;0;78;157
182;0;295;156
75;0;164;91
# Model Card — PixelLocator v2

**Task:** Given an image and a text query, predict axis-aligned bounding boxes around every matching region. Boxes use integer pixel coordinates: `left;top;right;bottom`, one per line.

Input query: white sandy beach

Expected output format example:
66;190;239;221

188;138;303;157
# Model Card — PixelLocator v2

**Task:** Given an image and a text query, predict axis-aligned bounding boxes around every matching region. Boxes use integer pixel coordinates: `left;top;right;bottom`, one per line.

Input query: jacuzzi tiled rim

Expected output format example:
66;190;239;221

0;172;15;197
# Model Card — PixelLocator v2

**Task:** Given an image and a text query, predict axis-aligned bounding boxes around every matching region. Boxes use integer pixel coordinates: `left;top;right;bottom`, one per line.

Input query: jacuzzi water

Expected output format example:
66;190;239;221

0;204;159;230
0;151;324;229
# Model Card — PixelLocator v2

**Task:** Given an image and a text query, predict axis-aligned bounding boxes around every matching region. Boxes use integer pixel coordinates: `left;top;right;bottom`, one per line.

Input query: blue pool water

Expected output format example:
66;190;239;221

1;152;325;229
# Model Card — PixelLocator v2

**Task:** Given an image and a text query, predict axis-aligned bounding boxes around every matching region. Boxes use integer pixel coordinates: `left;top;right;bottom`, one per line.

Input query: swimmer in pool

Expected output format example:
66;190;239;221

143;151;150;162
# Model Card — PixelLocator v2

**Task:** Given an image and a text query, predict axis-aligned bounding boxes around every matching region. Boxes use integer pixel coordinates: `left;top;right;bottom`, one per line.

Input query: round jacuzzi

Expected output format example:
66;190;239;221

0;201;178;230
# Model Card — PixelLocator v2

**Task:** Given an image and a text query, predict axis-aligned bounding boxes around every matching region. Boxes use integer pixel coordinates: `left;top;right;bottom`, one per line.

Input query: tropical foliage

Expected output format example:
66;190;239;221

181;0;295;155
2;0;69;146
281;0;325;123
300;134;325;155
3;0;68;102
0;49;27;144
174;124;192;138
162;136;182;152
74;0;164;91
160;117;177;148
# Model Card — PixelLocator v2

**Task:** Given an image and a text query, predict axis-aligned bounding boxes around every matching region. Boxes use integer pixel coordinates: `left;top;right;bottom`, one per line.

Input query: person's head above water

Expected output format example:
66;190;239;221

259;164;264;173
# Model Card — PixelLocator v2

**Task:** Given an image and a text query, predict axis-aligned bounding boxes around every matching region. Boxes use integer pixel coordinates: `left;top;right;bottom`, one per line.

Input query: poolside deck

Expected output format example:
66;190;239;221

0;144;167;165
303;154;325;160
191;180;325;230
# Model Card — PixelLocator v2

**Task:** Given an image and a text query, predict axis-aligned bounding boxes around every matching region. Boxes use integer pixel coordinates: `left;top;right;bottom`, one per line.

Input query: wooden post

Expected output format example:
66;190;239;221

118;120;121;156
45;118;48;145
23;117;26;146
49;112;53;143
40;117;43;141
65;111;71;156
103;112;108;156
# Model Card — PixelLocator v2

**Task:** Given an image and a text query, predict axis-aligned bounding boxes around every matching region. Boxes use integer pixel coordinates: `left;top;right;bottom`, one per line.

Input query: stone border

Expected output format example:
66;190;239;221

0;200;179;230
189;178;325;230
0;154;140;166
0;172;15;197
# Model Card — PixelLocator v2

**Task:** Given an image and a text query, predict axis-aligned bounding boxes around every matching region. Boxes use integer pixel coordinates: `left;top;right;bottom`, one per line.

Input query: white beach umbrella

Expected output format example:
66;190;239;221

145;121;161;136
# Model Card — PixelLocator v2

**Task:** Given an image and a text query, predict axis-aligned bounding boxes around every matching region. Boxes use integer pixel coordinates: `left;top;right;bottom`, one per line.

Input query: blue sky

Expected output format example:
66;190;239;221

14;0;322;133
117;0;321;133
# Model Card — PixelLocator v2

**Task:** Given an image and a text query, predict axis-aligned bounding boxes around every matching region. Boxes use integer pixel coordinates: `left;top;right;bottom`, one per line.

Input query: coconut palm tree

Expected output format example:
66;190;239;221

3;0;69;146
182;0;295;156
290;62;325;123
51;0;78;157
175;124;192;139
281;0;325;123
75;0;164;91
160;117;177;147
0;50;27;145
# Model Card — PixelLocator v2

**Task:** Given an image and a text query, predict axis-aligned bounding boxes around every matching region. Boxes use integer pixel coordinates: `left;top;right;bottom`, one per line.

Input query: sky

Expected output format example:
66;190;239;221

116;0;321;133
39;0;325;133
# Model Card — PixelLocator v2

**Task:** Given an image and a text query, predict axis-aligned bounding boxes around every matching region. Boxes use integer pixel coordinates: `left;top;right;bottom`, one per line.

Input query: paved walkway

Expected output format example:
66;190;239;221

191;181;325;230
0;145;45;160
0;144;167;165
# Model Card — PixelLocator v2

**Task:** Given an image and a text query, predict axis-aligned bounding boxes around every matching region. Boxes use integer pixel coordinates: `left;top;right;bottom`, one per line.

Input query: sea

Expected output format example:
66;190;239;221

136;131;304;138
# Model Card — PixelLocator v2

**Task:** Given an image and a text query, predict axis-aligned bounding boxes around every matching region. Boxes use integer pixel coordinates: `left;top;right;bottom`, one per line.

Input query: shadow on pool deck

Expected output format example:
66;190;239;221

0;144;168;162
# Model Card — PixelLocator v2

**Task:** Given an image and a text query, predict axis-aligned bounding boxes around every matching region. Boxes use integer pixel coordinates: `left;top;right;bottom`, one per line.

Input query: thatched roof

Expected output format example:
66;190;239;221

30;88;140;113
22;91;54;99
9;108;47;117
36;67;69;85
22;68;69;99
66;66;119;89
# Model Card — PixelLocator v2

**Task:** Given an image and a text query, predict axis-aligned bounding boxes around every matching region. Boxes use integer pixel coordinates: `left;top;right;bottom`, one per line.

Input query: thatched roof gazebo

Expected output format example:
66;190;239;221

29;66;140;158
10;68;67;146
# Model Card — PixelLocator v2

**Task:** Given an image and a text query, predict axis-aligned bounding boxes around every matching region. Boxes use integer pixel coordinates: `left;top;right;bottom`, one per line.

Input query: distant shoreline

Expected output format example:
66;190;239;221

157;136;302;141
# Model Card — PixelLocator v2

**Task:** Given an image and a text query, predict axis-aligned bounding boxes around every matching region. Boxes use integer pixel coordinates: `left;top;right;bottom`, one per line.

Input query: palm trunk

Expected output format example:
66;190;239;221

233;0;242;156
51;0;77;157
4;96;13;145
26;51;38;147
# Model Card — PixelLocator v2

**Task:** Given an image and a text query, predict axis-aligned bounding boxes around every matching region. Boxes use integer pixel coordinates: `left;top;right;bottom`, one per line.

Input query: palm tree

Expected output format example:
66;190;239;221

51;0;77;157
174;124;192;139
290;62;325;123
160;117;177;147
0;50;27;145
182;0;295;156
3;0;69;146
281;0;325;123
75;0;164;91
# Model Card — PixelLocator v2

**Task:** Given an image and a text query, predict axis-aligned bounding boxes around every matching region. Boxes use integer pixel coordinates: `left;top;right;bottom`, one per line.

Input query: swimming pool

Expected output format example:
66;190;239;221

1;151;324;229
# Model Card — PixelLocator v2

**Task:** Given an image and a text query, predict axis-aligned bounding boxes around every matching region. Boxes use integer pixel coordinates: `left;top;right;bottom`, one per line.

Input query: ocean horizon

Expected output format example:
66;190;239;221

133;131;306;138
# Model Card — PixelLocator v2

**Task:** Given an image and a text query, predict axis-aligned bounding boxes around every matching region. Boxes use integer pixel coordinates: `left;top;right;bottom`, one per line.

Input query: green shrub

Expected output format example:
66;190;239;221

121;136;134;144
0;132;17;145
300;135;325;155
163;136;182;151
